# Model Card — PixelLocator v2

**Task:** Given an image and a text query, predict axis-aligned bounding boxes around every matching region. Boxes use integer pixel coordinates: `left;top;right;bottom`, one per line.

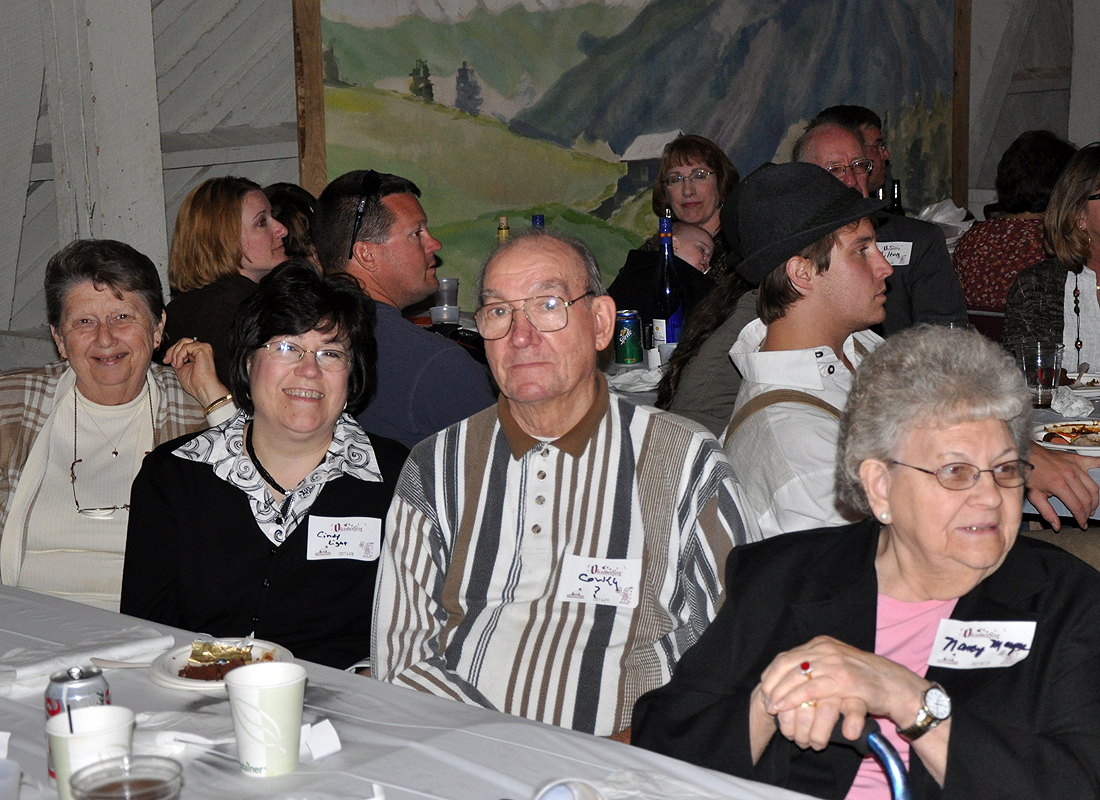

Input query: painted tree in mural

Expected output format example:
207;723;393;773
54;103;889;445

455;61;482;116
409;59;433;102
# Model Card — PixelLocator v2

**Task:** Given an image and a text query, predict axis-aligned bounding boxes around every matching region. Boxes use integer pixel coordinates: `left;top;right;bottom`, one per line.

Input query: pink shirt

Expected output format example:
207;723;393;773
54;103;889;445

845;594;958;800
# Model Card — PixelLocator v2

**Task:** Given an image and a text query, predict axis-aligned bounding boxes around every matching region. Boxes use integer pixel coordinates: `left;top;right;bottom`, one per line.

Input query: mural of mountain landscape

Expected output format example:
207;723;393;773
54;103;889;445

321;0;954;306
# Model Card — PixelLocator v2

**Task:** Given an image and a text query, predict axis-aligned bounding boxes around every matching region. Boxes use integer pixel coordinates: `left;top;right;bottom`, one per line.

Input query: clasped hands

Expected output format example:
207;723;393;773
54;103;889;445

750;635;930;756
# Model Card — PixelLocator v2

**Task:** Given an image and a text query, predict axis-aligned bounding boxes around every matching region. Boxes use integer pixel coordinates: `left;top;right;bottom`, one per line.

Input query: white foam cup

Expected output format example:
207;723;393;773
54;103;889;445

223;662;306;778
45;706;134;800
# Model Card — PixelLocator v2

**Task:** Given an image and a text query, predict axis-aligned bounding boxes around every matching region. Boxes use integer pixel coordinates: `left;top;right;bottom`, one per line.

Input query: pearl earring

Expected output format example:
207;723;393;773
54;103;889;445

879;512;889;522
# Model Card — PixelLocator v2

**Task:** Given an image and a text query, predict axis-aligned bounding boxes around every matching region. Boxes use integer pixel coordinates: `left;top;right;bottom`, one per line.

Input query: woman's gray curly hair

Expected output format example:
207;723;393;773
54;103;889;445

836;325;1032;516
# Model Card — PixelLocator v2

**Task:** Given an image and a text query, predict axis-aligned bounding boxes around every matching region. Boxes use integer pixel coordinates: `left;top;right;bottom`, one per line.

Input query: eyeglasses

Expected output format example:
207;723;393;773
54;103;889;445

474;292;595;340
887;459;1033;491
824;159;874;180
347;170;382;259
865;141;889;156
664;169;714;189
70;459;129;517
261;340;350;371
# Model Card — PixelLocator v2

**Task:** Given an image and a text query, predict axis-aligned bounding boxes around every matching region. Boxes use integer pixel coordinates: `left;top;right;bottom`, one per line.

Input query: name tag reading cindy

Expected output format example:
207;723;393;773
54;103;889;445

877;241;913;266
307;516;381;562
557;555;642;608
928;619;1036;669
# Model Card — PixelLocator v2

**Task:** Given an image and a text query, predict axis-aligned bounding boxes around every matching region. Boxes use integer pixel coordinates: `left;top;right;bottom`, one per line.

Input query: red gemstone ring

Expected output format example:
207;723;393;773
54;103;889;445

799;661;813;678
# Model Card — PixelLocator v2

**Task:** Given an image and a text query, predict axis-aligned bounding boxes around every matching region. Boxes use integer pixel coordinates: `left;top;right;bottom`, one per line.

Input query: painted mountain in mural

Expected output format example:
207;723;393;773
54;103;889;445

513;0;953;172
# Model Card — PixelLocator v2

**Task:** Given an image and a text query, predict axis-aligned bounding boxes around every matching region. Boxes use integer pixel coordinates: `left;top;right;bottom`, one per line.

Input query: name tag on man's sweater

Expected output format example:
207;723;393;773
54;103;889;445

557;556;641;608
307;516;381;561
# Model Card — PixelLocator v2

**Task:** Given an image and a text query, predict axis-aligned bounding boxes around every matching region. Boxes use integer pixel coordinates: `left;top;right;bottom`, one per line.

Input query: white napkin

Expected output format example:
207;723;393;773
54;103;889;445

916;199;974;245
132;712;342;765
0;626;174;698
1051;386;1094;418
607;366;663;393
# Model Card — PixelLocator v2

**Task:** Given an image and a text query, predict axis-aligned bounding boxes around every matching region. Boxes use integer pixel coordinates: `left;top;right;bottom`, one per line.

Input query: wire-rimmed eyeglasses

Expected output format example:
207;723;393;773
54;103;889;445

347;170;382;259
260;340;351;372
70;459;129;517
824;159;874;180
474;292;595;340
663;169;714;189
887;459;1033;491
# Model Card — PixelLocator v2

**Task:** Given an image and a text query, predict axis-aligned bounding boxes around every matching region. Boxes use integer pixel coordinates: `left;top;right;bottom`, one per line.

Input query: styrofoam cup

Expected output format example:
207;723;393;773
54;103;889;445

224;662;306;778
46;706;134;800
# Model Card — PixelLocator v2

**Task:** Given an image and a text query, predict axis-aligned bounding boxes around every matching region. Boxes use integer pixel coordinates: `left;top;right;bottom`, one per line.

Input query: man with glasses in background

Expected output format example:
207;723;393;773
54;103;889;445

794;110;968;335
373;228;758;740
313;170;494;450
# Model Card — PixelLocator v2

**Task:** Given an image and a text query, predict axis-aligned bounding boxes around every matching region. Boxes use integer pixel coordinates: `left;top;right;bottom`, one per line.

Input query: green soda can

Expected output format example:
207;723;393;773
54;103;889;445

615;310;643;364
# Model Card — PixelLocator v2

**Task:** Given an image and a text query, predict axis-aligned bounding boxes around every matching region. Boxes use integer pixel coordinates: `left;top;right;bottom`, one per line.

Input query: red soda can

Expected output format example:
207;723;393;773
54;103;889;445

45;666;110;781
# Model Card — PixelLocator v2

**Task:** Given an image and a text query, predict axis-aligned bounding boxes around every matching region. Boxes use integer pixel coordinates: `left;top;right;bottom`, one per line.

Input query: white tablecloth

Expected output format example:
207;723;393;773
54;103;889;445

0;586;810;800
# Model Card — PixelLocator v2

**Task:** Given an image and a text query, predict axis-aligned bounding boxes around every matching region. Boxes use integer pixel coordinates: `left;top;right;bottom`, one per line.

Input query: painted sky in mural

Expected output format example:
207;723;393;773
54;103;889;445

321;0;954;301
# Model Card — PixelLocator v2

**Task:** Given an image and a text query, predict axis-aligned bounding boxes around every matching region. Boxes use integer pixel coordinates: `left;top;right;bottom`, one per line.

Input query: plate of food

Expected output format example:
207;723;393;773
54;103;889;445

149;638;293;692
1070;373;1100;397
1034;420;1100;452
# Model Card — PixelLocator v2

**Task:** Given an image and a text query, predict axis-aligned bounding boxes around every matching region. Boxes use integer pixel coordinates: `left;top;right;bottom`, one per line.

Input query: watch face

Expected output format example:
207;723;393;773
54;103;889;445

926;686;951;719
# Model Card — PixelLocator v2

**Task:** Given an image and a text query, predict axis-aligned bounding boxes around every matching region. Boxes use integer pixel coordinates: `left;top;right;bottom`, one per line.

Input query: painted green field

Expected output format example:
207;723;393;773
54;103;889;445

326;85;648;309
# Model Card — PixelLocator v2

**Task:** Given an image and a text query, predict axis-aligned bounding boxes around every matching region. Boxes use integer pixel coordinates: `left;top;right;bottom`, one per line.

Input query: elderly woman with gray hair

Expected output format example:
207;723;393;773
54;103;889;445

634;325;1100;799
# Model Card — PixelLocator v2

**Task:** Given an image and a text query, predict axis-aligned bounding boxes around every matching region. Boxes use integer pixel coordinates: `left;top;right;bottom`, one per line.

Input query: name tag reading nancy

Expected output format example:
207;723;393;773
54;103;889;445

928;619;1036;669
557;555;642;608
877;241;913;266
307;516;381;562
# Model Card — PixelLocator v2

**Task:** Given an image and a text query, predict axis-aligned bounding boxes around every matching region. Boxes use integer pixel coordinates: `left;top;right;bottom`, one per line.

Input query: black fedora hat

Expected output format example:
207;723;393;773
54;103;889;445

721;162;887;286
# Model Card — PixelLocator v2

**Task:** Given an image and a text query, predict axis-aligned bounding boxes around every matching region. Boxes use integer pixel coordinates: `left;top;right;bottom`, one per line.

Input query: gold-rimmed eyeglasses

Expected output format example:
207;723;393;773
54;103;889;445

70;458;129;517
663;169;714;189
887;459;1033;491
474;292;595;340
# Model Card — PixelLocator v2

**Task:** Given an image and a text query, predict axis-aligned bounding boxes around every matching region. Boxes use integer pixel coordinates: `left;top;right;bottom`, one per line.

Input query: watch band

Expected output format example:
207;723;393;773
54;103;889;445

897;683;950;741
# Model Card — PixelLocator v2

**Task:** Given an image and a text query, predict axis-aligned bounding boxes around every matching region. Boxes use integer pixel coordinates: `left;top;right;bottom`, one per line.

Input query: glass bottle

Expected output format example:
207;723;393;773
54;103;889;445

652;211;684;345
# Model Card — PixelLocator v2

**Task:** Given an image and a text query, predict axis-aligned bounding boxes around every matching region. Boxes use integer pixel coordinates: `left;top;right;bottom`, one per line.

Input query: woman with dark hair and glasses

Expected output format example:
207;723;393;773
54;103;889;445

122;261;409;670
0;239;223;611
636;325;1100;799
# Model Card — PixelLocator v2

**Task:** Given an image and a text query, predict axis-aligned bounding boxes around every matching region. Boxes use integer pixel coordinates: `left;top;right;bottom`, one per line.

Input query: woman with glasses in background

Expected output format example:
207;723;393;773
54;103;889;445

636;325;1100;798
122;261;408;670
609;135;746;335
0;240;226;611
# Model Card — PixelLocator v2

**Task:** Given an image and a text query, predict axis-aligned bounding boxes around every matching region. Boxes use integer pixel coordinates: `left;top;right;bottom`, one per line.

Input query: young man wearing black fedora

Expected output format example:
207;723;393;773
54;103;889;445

720;162;890;539
721;162;1100;538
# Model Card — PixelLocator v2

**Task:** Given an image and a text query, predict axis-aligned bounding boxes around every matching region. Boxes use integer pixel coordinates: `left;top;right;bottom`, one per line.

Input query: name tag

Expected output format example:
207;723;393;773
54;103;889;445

877;241;912;266
557;555;642;608
307;516;381;561
928;619;1036;669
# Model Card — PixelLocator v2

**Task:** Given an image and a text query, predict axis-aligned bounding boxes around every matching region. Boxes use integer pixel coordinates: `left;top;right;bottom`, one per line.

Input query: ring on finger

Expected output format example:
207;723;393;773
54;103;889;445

799;661;813;679
800;700;817;708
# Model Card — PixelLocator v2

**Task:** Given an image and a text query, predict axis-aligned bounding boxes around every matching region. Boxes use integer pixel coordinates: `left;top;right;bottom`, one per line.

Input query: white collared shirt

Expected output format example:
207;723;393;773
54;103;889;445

723;318;883;538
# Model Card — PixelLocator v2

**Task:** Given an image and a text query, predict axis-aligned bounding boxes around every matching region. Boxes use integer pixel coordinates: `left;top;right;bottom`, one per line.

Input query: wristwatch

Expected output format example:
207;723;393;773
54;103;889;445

897;683;951;741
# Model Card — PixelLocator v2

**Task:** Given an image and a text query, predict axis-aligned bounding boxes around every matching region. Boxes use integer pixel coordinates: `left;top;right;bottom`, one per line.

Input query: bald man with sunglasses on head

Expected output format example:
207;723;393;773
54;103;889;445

313;170;494;450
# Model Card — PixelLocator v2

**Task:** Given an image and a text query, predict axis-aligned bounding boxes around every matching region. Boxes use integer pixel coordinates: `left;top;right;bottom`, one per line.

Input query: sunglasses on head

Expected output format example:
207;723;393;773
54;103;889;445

347;170;382;259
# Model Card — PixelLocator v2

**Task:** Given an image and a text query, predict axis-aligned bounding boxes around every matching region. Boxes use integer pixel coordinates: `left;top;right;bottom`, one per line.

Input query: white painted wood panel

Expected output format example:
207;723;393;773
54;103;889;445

0;1;45;329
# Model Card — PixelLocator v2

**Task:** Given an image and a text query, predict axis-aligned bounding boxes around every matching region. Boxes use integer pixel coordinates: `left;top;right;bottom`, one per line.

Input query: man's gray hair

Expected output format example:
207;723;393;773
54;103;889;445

475;227;606;305
836;325;1032;516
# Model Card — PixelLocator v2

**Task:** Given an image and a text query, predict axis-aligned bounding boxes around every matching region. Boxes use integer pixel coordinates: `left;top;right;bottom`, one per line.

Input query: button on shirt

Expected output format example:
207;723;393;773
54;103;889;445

723;318;883;538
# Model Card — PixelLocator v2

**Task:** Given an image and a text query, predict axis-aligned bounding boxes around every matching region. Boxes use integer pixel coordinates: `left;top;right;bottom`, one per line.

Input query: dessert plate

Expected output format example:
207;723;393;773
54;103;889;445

149;639;293;692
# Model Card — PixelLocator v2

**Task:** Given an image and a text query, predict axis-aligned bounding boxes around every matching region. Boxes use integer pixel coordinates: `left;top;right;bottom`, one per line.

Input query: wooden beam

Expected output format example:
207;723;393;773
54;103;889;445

952;0;972;209
41;0;168;277
0;1;44;330
292;0;326;196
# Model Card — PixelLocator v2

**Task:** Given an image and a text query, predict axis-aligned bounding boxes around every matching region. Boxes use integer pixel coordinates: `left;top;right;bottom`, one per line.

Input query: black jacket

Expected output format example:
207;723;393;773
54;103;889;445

121;429;408;669
633;519;1100;799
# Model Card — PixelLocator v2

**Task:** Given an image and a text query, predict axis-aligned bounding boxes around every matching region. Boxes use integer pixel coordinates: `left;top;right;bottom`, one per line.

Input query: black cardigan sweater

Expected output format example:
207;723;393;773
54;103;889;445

121;430;408;669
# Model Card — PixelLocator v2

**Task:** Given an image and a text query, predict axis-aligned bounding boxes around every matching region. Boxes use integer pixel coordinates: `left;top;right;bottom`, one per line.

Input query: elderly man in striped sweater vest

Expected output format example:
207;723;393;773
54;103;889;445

373;227;759;740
